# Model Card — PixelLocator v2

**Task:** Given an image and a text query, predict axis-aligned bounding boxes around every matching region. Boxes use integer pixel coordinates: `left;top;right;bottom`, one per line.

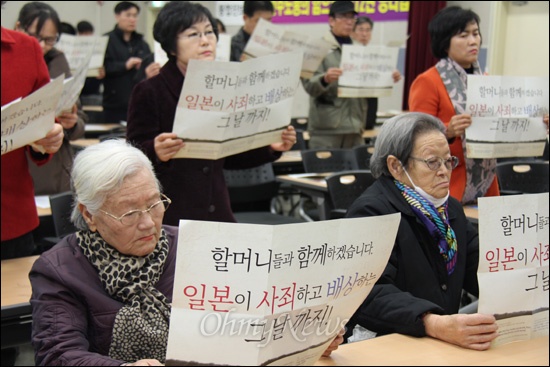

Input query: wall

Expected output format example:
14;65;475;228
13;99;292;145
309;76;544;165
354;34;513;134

447;1;549;77
3;1;548;116
1;1;149;36
501;1;549;77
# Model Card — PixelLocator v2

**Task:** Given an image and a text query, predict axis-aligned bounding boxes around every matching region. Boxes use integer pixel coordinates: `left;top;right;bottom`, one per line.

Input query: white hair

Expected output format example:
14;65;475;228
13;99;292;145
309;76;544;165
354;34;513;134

70;139;160;230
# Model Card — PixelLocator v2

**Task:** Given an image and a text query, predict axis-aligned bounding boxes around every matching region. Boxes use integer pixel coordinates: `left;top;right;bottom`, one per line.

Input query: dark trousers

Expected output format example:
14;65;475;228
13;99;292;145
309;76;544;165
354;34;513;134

365;97;378;130
103;107;128;124
1;232;35;260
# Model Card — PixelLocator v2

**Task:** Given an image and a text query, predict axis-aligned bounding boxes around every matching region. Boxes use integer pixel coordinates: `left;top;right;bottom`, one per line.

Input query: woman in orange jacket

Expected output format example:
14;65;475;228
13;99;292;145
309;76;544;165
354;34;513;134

409;6;499;204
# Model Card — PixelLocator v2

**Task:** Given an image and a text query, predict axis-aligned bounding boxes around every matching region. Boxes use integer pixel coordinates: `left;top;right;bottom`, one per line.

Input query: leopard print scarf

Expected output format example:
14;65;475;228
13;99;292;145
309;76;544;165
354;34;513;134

436;57;496;204
76;229;170;363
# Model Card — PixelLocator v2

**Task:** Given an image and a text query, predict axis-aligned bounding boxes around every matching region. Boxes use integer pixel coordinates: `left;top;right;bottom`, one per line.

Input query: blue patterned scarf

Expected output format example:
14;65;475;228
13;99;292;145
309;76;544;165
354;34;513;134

395;180;458;274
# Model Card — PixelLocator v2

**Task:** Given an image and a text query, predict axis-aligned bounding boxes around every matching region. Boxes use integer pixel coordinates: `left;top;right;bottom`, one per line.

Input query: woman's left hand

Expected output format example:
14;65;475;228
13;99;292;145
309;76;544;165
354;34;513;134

321;327;345;357
271;125;296;152
57;104;78;130
543;114;549;134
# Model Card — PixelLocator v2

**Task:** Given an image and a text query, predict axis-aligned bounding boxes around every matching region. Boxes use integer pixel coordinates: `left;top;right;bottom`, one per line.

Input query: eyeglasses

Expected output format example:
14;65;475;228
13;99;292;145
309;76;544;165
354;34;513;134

99;193;171;226
179;30;216;42
26;32;59;46
410;156;459;171
334;13;357;20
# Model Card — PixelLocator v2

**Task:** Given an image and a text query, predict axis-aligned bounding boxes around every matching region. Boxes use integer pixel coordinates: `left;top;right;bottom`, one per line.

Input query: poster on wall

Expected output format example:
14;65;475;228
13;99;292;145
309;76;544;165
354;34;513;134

217;1;410;25
271;1;409;23
216;1;244;26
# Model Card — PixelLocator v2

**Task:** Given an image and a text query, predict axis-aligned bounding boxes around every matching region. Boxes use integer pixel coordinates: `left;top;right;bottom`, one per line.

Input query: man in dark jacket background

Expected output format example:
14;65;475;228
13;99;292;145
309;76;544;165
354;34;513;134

230;1;274;62
102;1;152;123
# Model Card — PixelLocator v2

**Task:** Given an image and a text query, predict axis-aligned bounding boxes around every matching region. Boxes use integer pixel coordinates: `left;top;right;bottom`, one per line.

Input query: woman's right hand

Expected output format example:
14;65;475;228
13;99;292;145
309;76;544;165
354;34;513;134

423;313;498;350
32;123;64;154
447;114;472;139
154;132;185;162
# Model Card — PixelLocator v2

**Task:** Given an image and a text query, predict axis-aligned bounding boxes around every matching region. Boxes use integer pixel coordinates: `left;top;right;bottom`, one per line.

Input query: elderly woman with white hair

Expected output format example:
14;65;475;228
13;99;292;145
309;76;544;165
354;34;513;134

29;139;343;366
344;112;498;351
30;139;174;366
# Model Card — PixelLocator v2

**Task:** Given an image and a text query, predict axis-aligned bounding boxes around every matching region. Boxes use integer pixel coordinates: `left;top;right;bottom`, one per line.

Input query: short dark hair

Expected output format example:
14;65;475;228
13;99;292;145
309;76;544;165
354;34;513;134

17;2;61;37
428;6;481;59
215;18;226;34
243;1;274;17
153;1;218;61
77;20;94;34
354;16;373;31
60;21;76;35
114;1;140;15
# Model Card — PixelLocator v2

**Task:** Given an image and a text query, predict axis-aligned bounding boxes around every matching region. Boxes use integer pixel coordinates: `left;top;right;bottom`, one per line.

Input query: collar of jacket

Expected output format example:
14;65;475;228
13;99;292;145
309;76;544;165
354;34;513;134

112;25;143;43
158;59;185;99
323;31;341;51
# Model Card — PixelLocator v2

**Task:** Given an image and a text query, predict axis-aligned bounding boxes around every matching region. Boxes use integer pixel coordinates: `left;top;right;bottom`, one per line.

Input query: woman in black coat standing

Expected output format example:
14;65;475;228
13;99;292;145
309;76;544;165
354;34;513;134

126;1;296;225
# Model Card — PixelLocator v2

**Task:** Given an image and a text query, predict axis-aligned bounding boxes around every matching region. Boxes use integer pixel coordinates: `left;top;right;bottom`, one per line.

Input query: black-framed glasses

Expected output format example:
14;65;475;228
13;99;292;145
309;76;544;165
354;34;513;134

99;193;171;226
179;30;216;42
26;32;59;46
410;156;459;171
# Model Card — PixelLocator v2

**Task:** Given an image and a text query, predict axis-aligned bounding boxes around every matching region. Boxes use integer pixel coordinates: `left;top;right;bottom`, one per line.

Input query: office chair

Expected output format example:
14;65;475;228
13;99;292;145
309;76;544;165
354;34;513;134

298;148;360;221
496;161;549;195
39;191;78;252
352;145;372;170
301;148;359;173
365;98;378;130
290;129;307;151
223;163;304;225
290;117;308;132
325;170;376;219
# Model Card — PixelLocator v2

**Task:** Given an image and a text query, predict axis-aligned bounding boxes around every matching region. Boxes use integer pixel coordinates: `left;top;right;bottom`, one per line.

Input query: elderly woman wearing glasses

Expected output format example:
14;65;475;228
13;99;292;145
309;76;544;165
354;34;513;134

30;140;172;366
15;1;87;195
344;112;498;351
126;1;296;226
30;139;342;366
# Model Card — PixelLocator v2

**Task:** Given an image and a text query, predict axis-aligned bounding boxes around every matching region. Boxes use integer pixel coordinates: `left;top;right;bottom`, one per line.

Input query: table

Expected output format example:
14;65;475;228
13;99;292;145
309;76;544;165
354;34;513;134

276;174;480;223
84;123;125;138
303;128;380;142
82;105;103;112
276;173;332;220
463;205;478;220
1;256;39;349
273;151;304;175
315;333;548;366
36;206;52;217
70;138;100;148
